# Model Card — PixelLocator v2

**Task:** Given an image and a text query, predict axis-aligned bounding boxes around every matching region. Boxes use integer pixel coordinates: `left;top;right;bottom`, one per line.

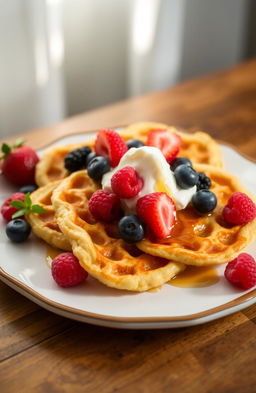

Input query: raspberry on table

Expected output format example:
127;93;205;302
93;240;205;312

224;253;256;290
1;192;25;222
111;166;143;199
222;192;256;225
88;190;122;222
51;252;88;288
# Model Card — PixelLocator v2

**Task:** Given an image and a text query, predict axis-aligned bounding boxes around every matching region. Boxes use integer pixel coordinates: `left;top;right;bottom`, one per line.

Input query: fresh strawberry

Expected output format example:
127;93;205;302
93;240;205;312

111;166;143;199
1;192;25;222
136;192;176;239
146;129;182;163
94;129;127;167
0;139;39;186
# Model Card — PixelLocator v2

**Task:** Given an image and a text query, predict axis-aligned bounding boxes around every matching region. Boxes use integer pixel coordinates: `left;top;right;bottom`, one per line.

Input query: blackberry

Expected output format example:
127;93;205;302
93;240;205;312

64;146;91;172
196;172;211;191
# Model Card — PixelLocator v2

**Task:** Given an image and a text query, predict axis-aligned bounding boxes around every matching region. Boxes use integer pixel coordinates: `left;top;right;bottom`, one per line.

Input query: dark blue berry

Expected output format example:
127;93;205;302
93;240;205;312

19;185;38;194
87;156;110;181
170;157;192;171
174;164;198;189
85;152;96;168
118;215;144;243
126;139;144;149
6;219;31;243
64;146;91;172
196;172;211;191
192;190;217;213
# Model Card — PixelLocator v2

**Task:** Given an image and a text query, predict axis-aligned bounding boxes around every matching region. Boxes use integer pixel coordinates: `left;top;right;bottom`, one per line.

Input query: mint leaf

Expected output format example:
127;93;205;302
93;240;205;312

1;143;11;155
31;205;46;214
24;193;32;208
13;138;25;148
12;209;26;219
9;200;25;209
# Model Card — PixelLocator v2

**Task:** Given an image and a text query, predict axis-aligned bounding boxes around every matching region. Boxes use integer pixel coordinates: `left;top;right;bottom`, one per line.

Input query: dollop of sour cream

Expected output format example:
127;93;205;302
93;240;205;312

101;146;196;214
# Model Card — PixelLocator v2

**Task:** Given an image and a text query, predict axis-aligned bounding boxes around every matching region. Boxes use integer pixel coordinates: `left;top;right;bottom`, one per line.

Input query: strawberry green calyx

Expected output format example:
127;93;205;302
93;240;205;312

0;138;25;161
9;192;46;219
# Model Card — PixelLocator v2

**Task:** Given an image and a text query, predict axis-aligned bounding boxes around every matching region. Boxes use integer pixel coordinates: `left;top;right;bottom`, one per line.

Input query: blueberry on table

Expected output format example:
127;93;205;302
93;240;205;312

126;139;144;149
87;156;110;181
19;184;38;194
85;152;96;168
192;190;217;213
174;164;198;189
64;146;92;172
118;215;144;243
170;157;192;171
6;219;31;243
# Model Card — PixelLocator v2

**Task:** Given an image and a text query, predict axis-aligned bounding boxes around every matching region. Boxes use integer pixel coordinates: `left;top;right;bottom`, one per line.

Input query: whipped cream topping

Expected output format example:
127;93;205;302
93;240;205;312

101;146;196;214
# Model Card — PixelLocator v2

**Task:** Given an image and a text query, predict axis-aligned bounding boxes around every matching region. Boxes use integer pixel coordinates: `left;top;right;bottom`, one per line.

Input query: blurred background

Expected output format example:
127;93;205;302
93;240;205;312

0;0;255;138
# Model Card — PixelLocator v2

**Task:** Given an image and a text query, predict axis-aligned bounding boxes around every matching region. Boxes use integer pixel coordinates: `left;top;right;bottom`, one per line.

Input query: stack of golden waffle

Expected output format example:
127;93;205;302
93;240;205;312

27;122;256;291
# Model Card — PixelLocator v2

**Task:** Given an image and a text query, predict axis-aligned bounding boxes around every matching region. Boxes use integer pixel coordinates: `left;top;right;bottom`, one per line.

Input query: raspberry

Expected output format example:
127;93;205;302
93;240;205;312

1;192;25;222
111;166;143;199
146;129;182;163
224;253;256;290
88;190;122;222
1;145;39;186
94;129;127;167
222;192;256;225
51;252;88;288
136;192;176;239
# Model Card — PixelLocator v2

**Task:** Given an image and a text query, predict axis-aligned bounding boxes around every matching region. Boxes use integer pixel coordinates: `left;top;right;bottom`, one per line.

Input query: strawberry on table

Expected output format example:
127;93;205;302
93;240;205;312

0;138;39;186
146;129;182;163
136;192;176;239
94;129;127;167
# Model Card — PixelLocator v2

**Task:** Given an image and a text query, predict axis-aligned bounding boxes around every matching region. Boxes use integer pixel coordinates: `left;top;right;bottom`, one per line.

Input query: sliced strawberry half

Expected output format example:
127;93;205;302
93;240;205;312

136;192;176;239
94;129;127;167
146;129;182;163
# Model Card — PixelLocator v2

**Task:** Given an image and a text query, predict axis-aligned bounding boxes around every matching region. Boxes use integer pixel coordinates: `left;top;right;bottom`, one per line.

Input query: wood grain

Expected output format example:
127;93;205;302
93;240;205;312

1;60;256;393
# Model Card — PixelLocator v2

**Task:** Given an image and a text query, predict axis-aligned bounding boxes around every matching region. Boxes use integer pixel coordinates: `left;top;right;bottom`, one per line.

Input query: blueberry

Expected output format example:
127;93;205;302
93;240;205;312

85;152;96;168
19;185;38;194
118;215;144;243
87;156;110;181
170;157;192;171
174;164;198;189
6;219;31;243
192;190;217;213
126;139;144;149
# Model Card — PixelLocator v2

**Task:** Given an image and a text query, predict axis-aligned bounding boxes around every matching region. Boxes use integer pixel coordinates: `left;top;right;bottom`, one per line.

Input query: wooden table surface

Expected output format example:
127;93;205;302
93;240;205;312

1;60;256;393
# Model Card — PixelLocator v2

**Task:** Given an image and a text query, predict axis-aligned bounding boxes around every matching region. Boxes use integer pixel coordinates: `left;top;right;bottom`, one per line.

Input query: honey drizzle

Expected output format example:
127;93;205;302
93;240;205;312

168;265;219;288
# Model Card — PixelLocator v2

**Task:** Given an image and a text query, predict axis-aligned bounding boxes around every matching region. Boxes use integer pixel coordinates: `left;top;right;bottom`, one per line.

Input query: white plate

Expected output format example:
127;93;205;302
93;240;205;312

0;132;255;329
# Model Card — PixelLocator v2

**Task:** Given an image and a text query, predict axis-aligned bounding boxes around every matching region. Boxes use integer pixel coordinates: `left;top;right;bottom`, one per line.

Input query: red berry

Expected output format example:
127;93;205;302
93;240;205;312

224;253;256;290
136;192;176;239
222;192;256;225
2;146;39;186
111;166;143;199
94;129;127;167
88;190;122;222
1;192;25;222
146;129;182;163
51;252;88;288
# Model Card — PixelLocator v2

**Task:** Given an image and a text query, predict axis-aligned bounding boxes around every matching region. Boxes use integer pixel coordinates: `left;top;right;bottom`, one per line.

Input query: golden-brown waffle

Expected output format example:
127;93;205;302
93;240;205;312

52;170;185;292
36;122;223;186
137;164;256;266
26;181;71;251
